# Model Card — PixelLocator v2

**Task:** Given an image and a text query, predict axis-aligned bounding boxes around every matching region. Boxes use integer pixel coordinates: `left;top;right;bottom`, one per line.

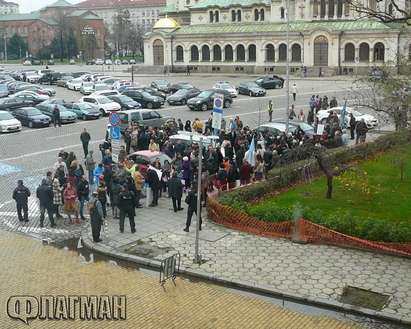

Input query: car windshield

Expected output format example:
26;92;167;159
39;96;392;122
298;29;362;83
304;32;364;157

77;103;94;111
0;112;14;120
350;109;362;116
141;92;153;98
246;82;259;88
198;90;213;98
0;84;7;91
97;97;111;104
83;82;93;87
117;95;133;103
27;109;43;116
174;89;187;96
217;83;231;89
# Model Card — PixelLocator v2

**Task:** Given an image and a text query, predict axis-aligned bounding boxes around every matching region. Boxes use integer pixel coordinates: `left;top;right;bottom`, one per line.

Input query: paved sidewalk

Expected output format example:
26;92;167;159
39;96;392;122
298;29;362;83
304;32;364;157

82;194;411;325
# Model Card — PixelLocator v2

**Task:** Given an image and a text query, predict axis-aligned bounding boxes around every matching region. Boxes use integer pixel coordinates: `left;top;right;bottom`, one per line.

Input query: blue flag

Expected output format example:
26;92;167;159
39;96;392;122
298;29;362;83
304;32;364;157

340;100;347;129
246;137;256;166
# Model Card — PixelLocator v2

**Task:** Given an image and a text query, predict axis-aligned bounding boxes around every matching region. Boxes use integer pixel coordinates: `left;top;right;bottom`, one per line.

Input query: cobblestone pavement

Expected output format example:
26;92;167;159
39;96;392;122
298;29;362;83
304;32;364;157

82;199;411;323
0;230;363;329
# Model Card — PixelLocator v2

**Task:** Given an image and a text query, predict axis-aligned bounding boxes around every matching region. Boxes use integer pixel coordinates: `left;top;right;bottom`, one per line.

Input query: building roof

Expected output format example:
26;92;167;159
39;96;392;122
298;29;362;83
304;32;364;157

0;12;57;25
174;20;396;35
76;0;166;9
191;0;271;9
44;0;74;8
153;17;179;29
67;9;101;19
0;0;18;6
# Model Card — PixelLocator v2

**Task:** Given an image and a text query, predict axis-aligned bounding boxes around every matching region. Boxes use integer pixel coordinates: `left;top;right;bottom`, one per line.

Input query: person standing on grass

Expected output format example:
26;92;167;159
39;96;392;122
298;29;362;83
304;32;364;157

80;128;91;157
12;180;30;223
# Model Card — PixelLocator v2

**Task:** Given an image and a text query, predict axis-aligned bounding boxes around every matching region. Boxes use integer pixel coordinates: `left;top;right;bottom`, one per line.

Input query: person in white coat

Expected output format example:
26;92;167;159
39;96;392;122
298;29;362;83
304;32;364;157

292;83;297;102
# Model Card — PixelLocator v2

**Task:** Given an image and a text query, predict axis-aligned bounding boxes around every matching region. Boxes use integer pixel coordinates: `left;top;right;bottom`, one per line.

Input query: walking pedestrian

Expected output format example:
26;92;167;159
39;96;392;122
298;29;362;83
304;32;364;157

80;128;91;157
184;183;201;232
12;180;30;223
118;186;136;233
355;119;368;144
36;179;55;228
168;172;184;212
267;100;273;122
77;175;90;220
349;113;356;140
291;83;297;102
89;191;103;243
147;165;161;207
63;182;80;224
52;105;61;127
85;151;96;186
52;176;63;219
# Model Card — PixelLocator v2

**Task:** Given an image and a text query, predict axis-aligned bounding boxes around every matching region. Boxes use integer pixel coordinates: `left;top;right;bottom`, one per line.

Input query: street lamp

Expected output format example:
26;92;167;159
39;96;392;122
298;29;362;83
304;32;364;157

285;0;290;132
194;137;203;264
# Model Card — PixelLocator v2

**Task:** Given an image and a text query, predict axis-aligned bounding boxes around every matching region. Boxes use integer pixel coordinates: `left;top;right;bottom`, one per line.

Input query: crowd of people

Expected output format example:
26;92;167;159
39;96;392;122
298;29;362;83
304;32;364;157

12;93;371;243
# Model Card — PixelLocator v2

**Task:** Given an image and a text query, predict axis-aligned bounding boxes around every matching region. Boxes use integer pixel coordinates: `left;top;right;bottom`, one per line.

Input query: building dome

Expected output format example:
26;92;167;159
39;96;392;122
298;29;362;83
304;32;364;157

153;17;180;30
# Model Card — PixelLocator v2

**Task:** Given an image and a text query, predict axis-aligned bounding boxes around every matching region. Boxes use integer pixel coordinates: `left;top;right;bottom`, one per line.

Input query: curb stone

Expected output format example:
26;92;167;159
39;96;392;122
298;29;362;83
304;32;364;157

81;233;411;326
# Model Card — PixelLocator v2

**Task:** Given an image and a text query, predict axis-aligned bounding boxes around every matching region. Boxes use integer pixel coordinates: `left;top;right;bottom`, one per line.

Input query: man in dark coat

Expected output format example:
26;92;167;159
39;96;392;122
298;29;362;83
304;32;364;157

52;105;61;127
12;180;30;222
355;119;368;144
349;113;356;140
184;184;202;232
89;191;103;242
36;179;55;228
168;172;184;212
80;128;91;157
147;166;161;207
77;175;90;220
118;186;136;233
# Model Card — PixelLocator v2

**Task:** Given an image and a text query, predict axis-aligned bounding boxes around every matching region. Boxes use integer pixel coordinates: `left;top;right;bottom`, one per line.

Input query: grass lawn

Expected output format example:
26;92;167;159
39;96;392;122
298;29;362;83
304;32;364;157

246;144;411;242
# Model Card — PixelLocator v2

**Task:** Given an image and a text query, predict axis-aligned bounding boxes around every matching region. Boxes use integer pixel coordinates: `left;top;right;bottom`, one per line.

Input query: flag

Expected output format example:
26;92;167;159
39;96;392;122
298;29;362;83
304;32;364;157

246;137;256;167
340;100;347;129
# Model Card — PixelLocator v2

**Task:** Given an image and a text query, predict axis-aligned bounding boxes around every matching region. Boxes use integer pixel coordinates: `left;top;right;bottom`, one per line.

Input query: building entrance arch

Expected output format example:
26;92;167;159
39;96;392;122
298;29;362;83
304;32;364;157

153;39;164;66
314;35;328;66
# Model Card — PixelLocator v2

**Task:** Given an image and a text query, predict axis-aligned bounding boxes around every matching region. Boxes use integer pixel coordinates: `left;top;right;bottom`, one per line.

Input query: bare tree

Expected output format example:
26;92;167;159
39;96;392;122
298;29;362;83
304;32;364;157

347;0;411;25
127;23;145;57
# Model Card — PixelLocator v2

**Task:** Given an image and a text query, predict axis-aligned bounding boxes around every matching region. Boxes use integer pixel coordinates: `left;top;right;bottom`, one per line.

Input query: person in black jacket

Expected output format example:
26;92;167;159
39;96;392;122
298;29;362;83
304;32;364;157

80;128;91;157
36;179;55;228
52;105;61;127
12;180;30;222
147;166;161;207
77;175;90;220
184;183;202;232
349;113;356;140
168;172;184;212
118;186;136;233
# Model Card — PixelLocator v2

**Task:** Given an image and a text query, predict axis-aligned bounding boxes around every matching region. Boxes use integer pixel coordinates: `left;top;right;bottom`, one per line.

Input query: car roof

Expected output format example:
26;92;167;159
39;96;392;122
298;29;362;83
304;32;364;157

130;150;163;157
259;122;287;130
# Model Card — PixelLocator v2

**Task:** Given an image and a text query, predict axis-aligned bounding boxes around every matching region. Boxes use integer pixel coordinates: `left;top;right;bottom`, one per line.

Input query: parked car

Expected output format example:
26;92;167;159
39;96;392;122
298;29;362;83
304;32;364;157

169;131;220;148
237;82;266;97
101;77;121;87
271;120;315;137
0;83;9;97
25;72;41;83
69;59;76;65
64;102;101;120
107;94;142;110
256;122;290;135
80;82;95;95
105;59;113;65
136;87;166;101
13;90;49;102
11;107;50;128
86;59;95;65
11;92;48;105
112;80;134;90
121;59;129;65
213;81;238;97
169;82;194;94
95;59;104;65
316;106;379;129
129;59;136;64
47;59;55;65
94;75;112;82
22;85;56;96
128;150;171;166
187;89;232;111
166;88;201;105
0;97;35;111
254;76;283;89
118;110;169;132
151;79;171;93
114;59;122;65
67;78;83;91
23;60;32;66
0;110;22;132
91;89;120;97
56;75;74;87
122;89;163;109
36;103;77;124
79;95;121;116
71;71;91;78
38;72;63;85
93;83;110;92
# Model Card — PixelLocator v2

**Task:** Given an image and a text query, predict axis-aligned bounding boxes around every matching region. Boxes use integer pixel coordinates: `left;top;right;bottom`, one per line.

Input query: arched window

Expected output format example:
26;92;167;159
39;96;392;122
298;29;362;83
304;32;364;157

265;44;275;62
213;45;222;61
209;11;214;23
374;42;385;62
359;43;369;62
237;10;242;21
224;45;233;61
231;10;236;21
260;8;265;21
254;9;259;21
369;0;376;10
278;44;287;61
201;45;210;61
337;0;343;17
190;45;199;61
248;44;256;62
176;45;184;62
291;44;302;62
280;7;285;19
344;43;355;62
236;44;245;61
215;10;219;22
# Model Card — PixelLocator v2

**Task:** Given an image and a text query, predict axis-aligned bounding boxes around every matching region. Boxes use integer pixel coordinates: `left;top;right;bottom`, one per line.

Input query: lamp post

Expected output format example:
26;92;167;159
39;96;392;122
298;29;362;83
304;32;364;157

194;137;203;264
285;0;290;132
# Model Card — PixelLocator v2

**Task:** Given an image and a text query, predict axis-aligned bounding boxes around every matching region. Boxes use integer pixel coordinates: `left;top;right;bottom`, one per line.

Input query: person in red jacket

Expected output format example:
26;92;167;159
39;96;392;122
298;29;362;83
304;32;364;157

240;160;252;186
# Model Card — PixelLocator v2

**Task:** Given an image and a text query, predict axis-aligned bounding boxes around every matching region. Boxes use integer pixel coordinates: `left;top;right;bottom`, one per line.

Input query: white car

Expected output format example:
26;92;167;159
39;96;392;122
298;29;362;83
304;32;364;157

91;89;120;97
79;95;120;116
25;72;41;83
23;60;32;66
105;59;113;65
95;59;104;65
213;81;238;97
114;59;121;65
101;77;120;87
13;90;49;101
0;110;22;133
80;82;94;95
66;78;83;91
95;75;112;82
93;83;110;92
317;106;379;129
129;59;136;64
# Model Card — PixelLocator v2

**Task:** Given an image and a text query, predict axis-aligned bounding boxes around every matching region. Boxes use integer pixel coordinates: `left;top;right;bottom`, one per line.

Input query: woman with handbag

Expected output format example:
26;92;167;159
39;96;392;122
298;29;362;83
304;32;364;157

63;182;80;224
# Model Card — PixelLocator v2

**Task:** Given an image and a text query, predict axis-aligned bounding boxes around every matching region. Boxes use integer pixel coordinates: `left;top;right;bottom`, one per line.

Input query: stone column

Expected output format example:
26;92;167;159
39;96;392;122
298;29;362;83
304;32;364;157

275;45;280;63
325;1;329;19
334;2;338;19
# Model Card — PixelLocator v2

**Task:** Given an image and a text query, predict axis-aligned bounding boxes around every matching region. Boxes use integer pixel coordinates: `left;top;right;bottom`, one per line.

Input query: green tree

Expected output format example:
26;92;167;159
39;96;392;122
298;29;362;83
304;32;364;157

7;34;27;59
